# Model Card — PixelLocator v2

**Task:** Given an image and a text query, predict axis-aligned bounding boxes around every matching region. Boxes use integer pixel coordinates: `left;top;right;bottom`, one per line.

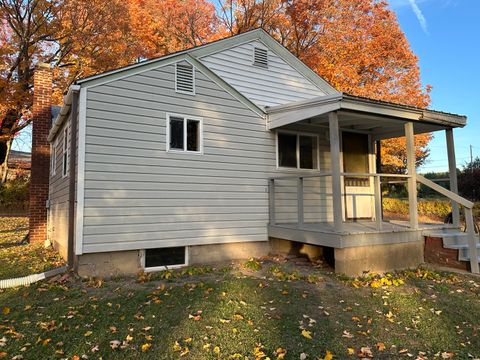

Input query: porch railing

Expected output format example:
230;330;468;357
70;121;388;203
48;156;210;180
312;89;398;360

268;172;479;274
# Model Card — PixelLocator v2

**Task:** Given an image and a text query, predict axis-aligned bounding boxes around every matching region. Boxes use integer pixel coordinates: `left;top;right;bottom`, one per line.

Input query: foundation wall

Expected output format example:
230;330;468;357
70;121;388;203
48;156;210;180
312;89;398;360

334;241;424;277
77;241;270;278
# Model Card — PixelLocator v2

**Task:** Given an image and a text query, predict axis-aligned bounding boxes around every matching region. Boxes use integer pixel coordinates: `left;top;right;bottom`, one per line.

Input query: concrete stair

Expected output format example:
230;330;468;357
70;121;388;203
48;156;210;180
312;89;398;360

424;230;480;263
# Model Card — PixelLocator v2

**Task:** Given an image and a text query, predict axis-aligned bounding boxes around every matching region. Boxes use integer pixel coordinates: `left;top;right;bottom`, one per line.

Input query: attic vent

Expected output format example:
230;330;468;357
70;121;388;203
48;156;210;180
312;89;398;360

253;47;268;68
175;62;195;94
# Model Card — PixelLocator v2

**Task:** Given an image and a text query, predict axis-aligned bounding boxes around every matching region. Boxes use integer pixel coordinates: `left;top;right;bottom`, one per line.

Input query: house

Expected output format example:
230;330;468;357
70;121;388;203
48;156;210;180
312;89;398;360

33;29;478;277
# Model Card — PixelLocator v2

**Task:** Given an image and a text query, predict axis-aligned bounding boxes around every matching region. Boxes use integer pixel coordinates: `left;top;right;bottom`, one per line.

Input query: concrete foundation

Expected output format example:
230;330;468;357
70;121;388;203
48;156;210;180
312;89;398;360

188;241;270;265
76;250;142;278
76;241;270;278
334;241;424;277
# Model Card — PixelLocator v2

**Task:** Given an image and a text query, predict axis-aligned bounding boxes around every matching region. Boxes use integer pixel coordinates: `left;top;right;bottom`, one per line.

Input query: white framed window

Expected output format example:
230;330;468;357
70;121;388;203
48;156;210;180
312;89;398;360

141;246;189;272
166;113;203;154
175;62;195;95
276;131;319;170
50;139;57;176
62;126;69;178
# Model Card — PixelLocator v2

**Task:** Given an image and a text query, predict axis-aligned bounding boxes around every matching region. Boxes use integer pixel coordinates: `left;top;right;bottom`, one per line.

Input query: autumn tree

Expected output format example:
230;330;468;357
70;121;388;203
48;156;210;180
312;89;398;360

129;0;219;58
0;0;145;181
216;0;432;172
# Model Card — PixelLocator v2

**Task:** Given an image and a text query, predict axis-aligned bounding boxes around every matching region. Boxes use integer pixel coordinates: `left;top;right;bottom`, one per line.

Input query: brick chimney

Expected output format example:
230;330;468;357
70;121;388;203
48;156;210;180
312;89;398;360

29;63;52;243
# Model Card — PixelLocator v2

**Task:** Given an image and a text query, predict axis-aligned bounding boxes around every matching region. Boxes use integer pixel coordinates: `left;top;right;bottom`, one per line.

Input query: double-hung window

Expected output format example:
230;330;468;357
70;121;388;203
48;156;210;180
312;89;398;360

166;113;203;153
277;131;318;170
62;126;69;177
50;139;57;176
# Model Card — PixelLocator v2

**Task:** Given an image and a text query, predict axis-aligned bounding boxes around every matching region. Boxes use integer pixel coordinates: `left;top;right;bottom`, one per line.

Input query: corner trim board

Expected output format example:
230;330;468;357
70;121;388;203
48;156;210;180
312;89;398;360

75;87;87;255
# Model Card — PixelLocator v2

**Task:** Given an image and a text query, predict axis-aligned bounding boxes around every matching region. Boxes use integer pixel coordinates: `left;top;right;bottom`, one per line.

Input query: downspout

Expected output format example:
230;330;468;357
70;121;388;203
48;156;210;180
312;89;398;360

67;89;80;269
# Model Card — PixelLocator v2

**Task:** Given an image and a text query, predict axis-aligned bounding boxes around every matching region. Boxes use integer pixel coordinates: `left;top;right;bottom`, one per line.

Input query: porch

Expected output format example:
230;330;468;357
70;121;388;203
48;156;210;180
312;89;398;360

266;93;480;274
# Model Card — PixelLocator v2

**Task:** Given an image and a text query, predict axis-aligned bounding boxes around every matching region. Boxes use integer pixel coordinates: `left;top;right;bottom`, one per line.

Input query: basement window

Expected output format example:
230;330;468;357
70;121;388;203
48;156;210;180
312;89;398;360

142;247;188;272
277;131;319;170
166;113;203;153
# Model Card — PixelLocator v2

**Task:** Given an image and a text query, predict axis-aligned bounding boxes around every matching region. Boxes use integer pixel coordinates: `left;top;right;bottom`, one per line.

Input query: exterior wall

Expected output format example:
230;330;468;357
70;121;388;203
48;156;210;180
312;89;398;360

77;241;270;278
334;241;424;277
81;63;331;256
48;115;72;260
30;64;52;243
200;40;325;108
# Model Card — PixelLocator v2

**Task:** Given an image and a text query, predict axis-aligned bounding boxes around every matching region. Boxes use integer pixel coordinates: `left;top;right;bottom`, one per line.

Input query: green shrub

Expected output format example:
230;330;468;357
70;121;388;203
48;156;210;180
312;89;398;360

383;197;451;219
0;178;29;214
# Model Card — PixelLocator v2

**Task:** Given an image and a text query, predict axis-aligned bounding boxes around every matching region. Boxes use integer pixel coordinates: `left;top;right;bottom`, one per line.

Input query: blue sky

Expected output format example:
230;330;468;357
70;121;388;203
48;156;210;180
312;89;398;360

389;0;480;172
14;0;479;173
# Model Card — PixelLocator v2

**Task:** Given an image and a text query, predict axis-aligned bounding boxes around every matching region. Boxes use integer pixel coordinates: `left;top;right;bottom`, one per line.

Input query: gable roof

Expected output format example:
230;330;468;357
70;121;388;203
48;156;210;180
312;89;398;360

76;29;339;97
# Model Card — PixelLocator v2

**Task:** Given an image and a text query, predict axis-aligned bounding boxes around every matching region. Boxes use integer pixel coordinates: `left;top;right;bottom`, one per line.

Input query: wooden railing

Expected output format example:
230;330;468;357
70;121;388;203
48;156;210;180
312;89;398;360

268;173;479;274
417;175;479;274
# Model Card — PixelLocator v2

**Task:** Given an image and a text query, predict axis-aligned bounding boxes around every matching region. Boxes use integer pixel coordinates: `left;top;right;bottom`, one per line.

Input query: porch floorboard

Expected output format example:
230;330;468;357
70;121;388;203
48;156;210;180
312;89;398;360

268;220;456;249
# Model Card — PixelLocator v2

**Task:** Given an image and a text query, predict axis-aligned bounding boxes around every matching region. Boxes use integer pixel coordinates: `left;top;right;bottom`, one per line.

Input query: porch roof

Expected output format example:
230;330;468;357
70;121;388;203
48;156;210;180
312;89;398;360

266;93;467;140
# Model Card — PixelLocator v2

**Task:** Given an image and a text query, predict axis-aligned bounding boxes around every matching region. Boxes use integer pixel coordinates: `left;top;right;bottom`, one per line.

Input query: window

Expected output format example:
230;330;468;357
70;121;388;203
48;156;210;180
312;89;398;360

253;47;268;68
277;132;318;170
142;247;188;272
62;127;69;177
175;62;195;94
166;113;202;153
50;140;57;176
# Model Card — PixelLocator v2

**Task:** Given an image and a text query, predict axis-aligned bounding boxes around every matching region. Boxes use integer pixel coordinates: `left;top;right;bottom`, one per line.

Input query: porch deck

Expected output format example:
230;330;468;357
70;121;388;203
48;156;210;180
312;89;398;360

268;220;456;249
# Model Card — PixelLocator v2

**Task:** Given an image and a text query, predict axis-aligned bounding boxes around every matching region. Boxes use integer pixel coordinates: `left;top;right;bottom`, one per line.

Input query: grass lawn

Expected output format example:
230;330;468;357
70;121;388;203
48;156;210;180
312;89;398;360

0;260;479;359
0;217;64;279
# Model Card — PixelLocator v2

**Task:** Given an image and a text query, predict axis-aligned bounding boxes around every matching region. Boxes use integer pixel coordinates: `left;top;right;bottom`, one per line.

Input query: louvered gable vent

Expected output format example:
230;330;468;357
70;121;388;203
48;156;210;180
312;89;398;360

175;62;195;94
253;47;268;68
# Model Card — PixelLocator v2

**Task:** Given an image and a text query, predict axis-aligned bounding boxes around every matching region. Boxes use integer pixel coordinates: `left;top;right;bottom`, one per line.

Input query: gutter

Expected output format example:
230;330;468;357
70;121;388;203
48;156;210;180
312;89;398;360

47;85;81;142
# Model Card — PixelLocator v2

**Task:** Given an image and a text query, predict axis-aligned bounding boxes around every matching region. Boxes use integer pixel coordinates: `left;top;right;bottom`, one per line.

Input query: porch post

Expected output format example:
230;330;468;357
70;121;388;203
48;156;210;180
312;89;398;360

329;111;343;232
446;129;460;227
405;122;419;229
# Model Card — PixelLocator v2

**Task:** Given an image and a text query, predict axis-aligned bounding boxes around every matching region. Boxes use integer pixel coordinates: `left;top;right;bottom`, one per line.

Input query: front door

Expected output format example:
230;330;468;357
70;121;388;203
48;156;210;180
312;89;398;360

342;132;373;219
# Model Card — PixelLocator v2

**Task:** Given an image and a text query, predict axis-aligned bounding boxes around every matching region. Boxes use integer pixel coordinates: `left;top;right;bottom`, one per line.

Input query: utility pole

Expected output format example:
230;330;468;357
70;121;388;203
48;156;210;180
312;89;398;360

470;145;474;174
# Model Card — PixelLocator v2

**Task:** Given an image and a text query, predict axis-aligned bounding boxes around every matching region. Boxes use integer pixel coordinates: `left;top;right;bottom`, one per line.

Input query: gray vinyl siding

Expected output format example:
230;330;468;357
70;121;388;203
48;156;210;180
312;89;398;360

200;40;325;108
48;115;72;260
82;63;333;254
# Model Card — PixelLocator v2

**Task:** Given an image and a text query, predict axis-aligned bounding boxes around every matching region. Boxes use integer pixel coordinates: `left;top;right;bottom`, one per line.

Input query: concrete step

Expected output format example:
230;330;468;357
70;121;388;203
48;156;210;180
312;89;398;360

458;247;480;262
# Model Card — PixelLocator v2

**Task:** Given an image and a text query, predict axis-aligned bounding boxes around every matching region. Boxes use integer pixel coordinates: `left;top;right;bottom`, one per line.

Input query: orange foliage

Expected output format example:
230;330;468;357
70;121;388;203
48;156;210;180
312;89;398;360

2;0;433;171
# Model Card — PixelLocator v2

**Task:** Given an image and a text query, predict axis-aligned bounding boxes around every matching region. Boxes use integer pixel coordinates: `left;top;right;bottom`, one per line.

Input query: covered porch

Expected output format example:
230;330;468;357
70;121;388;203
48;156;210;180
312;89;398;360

266;93;479;274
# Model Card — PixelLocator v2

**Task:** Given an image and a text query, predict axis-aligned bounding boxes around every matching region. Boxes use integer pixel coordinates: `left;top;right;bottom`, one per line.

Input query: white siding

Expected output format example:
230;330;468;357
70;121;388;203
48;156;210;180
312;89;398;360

48;117;71;260
200;40;325;108
82;63;333;254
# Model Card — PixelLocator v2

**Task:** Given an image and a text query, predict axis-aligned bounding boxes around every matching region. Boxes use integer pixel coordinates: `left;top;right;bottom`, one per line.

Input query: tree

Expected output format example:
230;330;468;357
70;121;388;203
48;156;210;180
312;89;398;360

0;0;143;181
216;0;432;171
129;0;219;58
458;157;480;201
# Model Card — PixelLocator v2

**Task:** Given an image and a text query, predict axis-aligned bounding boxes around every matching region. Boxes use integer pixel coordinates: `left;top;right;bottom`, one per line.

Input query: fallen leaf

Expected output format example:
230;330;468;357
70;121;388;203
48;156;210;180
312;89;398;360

300;353;307;360
376;342;386;351
141;343;151;352
84;331;93;337
2;308;10;315
324;350;333;360
301;329;312;339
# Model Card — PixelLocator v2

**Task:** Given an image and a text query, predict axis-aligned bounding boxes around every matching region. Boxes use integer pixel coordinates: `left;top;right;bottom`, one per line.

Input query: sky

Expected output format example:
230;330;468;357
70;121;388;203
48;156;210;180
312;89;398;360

389;0;480;173
13;0;479;174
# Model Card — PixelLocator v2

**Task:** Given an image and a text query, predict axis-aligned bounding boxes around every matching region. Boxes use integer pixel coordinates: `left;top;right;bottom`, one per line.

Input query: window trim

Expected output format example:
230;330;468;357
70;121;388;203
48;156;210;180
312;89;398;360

276;130;320;171
166;113;203;154
62;126;69;178
50;139;57;176
140;246;189;273
175;62;196;95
